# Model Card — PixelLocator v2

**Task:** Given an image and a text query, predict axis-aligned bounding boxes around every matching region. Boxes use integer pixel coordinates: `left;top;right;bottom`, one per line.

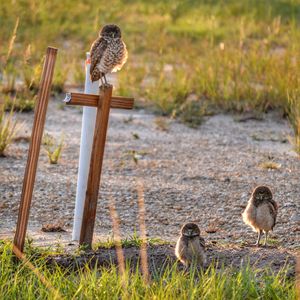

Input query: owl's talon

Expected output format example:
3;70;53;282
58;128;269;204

99;76;104;86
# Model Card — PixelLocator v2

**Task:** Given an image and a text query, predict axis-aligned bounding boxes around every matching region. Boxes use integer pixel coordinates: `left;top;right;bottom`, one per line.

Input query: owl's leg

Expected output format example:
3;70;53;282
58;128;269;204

255;230;262;246
99;75;104;86
183;262;189;274
103;74;108;85
264;231;268;246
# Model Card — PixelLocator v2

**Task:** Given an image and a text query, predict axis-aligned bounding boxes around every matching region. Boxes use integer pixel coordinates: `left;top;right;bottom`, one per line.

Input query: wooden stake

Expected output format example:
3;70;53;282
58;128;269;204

13;47;57;253
79;85;113;247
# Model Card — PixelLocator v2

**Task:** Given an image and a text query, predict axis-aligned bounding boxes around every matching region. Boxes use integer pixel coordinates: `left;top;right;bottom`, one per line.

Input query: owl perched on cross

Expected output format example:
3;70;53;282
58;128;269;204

90;24;128;85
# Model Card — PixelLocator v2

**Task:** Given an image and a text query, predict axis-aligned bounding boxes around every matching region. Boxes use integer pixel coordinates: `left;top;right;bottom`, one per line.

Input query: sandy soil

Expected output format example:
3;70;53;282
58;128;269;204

0;96;299;270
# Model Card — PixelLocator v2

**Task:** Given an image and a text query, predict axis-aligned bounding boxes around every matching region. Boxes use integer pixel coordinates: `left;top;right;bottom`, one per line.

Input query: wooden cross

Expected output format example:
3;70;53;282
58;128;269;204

13;45;134;256
64;86;134;248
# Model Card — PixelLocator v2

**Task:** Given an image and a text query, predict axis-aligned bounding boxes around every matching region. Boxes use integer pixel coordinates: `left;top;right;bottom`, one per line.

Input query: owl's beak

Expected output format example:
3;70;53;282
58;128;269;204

112;32;115;38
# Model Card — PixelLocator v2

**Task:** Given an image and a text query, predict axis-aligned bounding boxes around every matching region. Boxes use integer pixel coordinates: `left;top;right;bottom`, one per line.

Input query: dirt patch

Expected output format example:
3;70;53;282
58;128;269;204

47;243;296;278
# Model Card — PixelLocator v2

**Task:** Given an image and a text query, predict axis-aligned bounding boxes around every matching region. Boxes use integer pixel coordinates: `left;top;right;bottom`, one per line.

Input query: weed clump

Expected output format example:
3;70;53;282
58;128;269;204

42;133;64;164
0;106;22;156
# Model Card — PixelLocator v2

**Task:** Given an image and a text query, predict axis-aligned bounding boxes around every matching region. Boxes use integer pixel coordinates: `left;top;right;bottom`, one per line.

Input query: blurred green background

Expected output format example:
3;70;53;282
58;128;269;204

1;0;300;129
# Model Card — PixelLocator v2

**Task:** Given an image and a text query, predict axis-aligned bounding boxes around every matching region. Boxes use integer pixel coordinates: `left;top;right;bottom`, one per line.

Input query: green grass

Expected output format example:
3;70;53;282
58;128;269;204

94;232;169;250
0;241;296;299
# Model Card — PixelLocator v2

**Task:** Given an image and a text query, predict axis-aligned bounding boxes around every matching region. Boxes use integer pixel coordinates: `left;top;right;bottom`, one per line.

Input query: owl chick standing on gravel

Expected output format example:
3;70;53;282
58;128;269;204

242;186;278;246
90;24;128;85
175;223;206;268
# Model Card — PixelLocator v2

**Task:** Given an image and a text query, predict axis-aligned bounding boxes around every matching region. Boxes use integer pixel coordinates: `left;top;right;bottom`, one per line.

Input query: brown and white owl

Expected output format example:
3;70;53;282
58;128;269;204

90;24;128;84
242;185;278;246
175;223;206;268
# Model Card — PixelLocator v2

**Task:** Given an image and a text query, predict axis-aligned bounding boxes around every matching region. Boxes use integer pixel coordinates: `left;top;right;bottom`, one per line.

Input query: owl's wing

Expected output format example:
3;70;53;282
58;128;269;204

111;40;128;72
175;237;188;264
267;200;278;229
90;37;107;75
269;199;278;213
199;236;205;249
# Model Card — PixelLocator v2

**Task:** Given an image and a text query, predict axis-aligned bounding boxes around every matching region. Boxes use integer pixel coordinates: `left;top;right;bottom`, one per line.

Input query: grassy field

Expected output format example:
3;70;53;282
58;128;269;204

1;1;300;147
1;0;300;115
0;241;297;299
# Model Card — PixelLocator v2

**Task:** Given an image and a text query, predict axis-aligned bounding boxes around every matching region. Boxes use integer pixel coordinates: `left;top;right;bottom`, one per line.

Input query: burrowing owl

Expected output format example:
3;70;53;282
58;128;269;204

175;223;206;268
242;186;278;246
90;24;128;84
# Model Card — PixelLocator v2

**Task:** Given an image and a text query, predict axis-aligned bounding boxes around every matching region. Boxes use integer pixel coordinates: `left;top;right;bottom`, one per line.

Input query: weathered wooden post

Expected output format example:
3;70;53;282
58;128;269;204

79;85;112;246
64;86;134;248
13;47;58;254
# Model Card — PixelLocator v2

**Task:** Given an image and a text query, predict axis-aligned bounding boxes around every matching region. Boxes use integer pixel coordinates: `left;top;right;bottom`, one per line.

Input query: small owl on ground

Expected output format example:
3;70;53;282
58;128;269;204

175;223;206;268
90;24;128;85
242;185;278;246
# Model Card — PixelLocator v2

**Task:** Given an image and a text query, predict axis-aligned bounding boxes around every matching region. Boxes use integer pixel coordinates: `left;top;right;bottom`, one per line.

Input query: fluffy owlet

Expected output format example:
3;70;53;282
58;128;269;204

175;223;206;268
90;24;128;84
242;185;278;246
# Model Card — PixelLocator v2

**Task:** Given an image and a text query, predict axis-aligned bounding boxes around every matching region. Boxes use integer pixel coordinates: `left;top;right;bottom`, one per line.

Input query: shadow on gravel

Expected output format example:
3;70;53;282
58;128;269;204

47;244;296;277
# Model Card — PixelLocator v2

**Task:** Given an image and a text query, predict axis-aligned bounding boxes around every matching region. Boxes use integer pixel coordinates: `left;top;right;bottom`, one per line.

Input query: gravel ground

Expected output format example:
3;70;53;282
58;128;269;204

0;97;299;259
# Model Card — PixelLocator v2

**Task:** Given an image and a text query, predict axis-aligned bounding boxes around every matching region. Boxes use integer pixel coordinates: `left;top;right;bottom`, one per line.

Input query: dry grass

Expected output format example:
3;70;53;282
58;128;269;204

41;224;66;233
259;161;282;170
0;106;22;156
287;91;300;156
154;117;170;132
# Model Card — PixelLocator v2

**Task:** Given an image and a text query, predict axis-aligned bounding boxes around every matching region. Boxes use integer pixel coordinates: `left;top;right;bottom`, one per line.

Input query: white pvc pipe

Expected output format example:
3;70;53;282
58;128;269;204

72;52;99;241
